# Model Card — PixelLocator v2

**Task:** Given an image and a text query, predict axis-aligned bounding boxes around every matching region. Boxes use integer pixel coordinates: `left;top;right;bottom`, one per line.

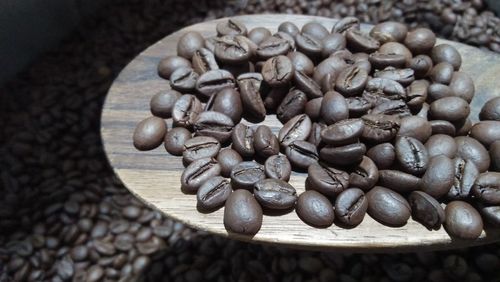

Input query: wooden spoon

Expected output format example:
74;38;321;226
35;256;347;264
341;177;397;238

101;14;500;252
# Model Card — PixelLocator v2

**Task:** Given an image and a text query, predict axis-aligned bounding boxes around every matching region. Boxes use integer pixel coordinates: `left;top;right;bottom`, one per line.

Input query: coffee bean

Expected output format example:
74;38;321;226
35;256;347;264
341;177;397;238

307;162;349;197
237;73;266;122
197;176;232;210
302;21;329;40
150;90;182;118
294;70;322;99
286;140;319;170
224;189;262;235
158;55;192;79
431;44;462;70
278;114;312;147
472;172;500;205
478;204;500;227
320;142;366;166
408;55;433;78
231;123;255;158
305;98;322;121
321;33;347;57
448;157;480;200
296;190;335;228
278;21;299;37
253;125;280;158
409;191;445;230
470;121;500;148
214;36;251;64
480;97;500;121
366;143;395;169
320;118;364;146
378;169;421;193
205;88;243;124
133;117;167;151
277;89;308;123
427;83;453;102
93;240;116;256
406;80;428;111
335;66;369;97
397;116;432;143
288;52;314;76
449;71;475;103
216;19;247;36
420;155;455;198
136;236;165;255
490;141;500;171
307;122;325;147
370;100;411;117
257;37;291;59
366;186;411;227
114;233;134;251
195;69;236;98
370;21;408;44
263;84;288;111
264;155;291;181
181;157;221;194
177;31;205;59
335;188;368;226
369;52;406;70
248;27;272;45
230;161;265;190
404;28;436;54
430;62;454;84
346;96;372;117
444;201;483;240
374;67;414;87
254;179;297;210
346;29;380;53
425;134;457;159
455;136;491;172
349;156;379;191
164;127;192;156
313;56;346;84
193;111;234;143
170;67;199;92
366;77;406;100
321;91;349;125
172;94;203;128
183;136;220;165
261;55;294;87
430;120;456;136
395;136;429;175
192;48;219;74
217;148;243;177
295;32;323;59
361;114;400;143
332;17;360;34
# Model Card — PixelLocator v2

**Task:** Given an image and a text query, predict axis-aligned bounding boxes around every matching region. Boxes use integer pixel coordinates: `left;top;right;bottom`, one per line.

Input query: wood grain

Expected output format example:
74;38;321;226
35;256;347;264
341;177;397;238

101;14;500;252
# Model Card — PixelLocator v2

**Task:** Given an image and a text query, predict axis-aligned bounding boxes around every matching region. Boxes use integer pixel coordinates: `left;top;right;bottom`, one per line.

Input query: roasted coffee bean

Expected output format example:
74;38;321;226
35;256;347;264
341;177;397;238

320;142;366;166
253;125;280;158
150;90;182;118
264;155;291;182
237;73;266;122
346;96;372;117
480;97;500;121
470;121;500;148
455;136;491;172
427;83;453;101
346;29;380;53
478;204;500;227
321;118;364;146
335;188;368;226
370;100;411;117
248;27;272;45
214;36;251;64
472;172;500;205
256;36;290;60
261;55;294;87
491;141;500;171
379;42;412;64
172;94;203;128
397;116;432;143
332;17;359;34
307;162;349;197
193;111;234;143
133;117;167;151
420;155;455;198
278;21;299;37
196;69;236;98
177;31;205;59
273;31;296;50
192;48;219;74
444;201;483;240
254;179;297;210
288;52;314;76
231;123;255;158
349;156;379;191
276;89;307;123
365;78;406;100
335;66;368;97
164;127;191;156
320;91;349;125
404;28;436;54
294;70;322;99
425;134;457;158
230;161;265;190
313;56;346;83
296;190;335;228
205;88;243;124
157;55;191;79
217;148;243;177
361;114;400;143
370;21;408;43
395;136;429;175
431;44;462;70
170;67;199;92
183;136;221;165
368;53;406;69
216;19;247;36
448;158;479;200
263;85;288;111
181;158;221;194
305;98;323;121
408;55;433;78
430;120;456;136
366;186;411;227
409;191;445;230
449;71;475;103
307;122;326;147
286;140;319;170
197;176;232;210
302;21;329;40
378;170;421;193
321;33;346;57
374;68;414;86
295;32;323;58
430;62;454;85
406;80;428;111
278;114;312;147
224;190;262;235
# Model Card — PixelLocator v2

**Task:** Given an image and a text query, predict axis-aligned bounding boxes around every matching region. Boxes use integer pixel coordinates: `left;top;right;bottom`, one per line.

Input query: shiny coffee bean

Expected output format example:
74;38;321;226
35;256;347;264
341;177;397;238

332;17;360;34
378;170;421;193
478;204;500;227
395;136;429;175
273;31;296;50
370;100;411;117
408;55;433;78
224;190;262;235
214;36;251;64
257;36;291;60
425;134;457;158
370;21;408;43
193;111;234;143
302;21;329;40
278;114;312;147
335;66;368;97
335;188;368;226
181;158;221;194
430;120;456;136
429;97;470;122
472;172;500;205
170;67;199;92
346;29;380;53
448;158;479;200
307;162;349;197
366;186;411;227
294;70;323;99
444;201;483;240
420;155;454;198
321;91;349;125
295;32;323;59
172;94;202;128
254;179;297;210
278;21;300;37
217;148;243;178
404;28;436;55
366;143;395;169
406;80;428;112
431;44;462;70
288;52;314;76
177;31;205;59
449;71;475;103
230;161;265;191
321;33;346;57
183;136;221;165
480;97;500;121
361;114;401;143
346;97;372;117
349;156;379;191
430;62;454;85
192;48;219;74
261;55;293;87
490;141;500;171
397;116;432;143
150;90;182;118
455;136;490;172
253;125;280;158
205;88;243;124
296;190;335;228
133;117;167;151
365;78;406;99
368;53;406;69
374;68;414;87
216;19;247;36
286;140;319;170
321;118;364;146
470;121;500;148
409;191;445;231
277;89;308;123
248;27;272;45
305;98;323;121
307;122;326;147
313;56;346;83
197;177;232;211
320;142;366;167
157;55;191;79
231;123;255;158
237;73;266;122
195;69;236;98
427;83;453;101
379;42;412;64
261;154;291;183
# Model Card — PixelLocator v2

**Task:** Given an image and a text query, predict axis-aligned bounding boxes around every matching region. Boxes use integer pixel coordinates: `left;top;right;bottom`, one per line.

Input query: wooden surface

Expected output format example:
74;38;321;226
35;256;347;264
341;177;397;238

101;14;500;252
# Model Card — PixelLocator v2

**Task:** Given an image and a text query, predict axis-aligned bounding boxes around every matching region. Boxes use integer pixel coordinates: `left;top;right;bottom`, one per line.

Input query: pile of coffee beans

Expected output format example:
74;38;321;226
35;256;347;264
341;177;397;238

134;17;500;238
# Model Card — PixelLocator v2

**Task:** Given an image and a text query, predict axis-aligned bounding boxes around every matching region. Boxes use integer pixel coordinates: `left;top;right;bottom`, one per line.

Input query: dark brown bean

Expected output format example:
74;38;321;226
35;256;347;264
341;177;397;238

335;188;368;226
296;191;335;228
366;186;411;227
224;190;262;235
133;117;167;151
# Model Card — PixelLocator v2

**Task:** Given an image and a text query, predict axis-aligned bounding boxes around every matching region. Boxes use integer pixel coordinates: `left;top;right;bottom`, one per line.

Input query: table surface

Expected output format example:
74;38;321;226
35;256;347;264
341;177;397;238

101;14;500;252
